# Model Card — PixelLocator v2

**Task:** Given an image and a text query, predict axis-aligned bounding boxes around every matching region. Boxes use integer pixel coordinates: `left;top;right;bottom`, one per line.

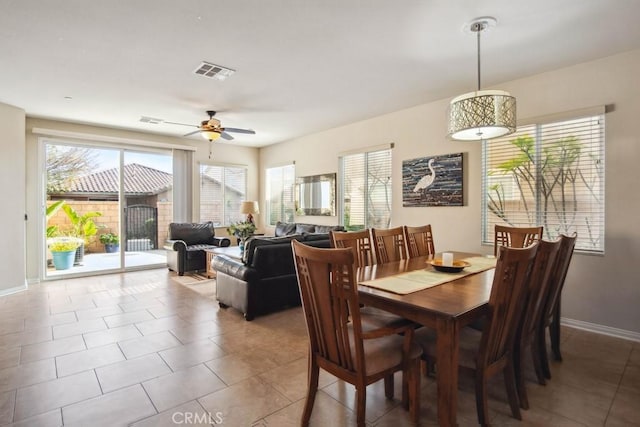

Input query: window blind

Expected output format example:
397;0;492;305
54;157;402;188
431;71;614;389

482;114;605;253
199;164;247;226
265;164;295;225
340;148;392;230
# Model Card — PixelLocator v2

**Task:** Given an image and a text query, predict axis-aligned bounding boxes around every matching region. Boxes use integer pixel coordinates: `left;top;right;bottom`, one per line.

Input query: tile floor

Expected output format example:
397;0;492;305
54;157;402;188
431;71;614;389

0;269;638;426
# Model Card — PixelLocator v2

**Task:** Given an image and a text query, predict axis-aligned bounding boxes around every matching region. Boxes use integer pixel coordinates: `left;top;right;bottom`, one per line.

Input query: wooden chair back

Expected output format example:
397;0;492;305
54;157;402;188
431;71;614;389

371;226;408;264
330;229;376;268
494;225;544;256
541;233;577;331
292;240;364;374
478;244;538;371
403;225;435;258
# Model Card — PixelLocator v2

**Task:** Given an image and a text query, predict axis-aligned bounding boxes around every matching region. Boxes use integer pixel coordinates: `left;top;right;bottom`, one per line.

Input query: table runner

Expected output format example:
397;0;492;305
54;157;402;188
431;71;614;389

360;256;497;295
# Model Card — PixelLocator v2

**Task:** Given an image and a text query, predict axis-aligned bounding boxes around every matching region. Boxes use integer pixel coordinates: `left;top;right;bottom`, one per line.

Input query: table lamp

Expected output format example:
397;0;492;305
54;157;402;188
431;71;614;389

240;201;259;224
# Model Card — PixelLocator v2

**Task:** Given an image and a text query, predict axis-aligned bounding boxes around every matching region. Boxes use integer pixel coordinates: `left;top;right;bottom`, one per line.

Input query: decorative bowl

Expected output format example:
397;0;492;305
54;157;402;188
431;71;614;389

428;259;471;273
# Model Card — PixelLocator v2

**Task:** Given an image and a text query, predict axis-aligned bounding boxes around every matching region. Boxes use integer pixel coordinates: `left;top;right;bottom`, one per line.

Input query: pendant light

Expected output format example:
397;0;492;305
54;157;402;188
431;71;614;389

448;17;516;141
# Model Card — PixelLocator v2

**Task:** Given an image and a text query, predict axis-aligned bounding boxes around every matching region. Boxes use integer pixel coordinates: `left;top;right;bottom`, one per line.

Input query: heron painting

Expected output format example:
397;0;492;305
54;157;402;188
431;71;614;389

402;153;463;206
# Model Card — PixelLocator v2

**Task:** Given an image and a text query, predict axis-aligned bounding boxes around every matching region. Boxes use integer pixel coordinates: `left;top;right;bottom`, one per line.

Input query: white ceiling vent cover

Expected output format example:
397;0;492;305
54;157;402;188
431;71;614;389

194;62;235;80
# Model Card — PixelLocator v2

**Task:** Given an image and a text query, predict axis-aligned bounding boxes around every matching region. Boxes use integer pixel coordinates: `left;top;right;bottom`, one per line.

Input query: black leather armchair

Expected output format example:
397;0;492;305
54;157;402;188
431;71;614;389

165;221;230;276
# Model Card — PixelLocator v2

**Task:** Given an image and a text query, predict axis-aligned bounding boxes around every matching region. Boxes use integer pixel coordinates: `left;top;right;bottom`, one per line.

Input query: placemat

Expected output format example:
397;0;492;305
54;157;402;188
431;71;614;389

360;256;497;295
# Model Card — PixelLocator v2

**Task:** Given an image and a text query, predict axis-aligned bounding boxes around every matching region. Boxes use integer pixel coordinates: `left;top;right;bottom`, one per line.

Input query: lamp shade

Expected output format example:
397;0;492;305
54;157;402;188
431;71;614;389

240;201;259;215
448;89;516;140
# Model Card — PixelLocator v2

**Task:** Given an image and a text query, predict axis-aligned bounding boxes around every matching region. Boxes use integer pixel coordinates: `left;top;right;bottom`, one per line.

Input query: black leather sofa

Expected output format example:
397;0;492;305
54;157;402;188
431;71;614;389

165;221;231;276
212;222;343;320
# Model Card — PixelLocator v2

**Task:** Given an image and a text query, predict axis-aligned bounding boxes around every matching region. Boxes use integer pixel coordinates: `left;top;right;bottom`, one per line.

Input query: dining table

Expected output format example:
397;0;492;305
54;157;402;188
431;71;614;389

356;251;496;427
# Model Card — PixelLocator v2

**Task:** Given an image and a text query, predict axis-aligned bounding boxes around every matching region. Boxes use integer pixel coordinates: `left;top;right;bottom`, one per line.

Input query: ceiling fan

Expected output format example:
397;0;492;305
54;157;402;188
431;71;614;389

168;110;256;141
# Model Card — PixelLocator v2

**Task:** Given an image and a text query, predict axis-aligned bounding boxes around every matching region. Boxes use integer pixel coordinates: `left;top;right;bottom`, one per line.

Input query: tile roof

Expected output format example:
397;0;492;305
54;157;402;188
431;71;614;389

67;163;172;195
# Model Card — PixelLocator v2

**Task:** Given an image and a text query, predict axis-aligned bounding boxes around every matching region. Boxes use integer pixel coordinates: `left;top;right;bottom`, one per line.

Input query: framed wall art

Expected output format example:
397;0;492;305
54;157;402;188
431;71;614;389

402;152;463;207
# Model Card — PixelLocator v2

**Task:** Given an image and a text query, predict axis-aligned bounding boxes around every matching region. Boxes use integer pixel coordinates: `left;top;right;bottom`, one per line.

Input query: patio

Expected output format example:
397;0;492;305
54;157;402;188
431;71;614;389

47;249;167;277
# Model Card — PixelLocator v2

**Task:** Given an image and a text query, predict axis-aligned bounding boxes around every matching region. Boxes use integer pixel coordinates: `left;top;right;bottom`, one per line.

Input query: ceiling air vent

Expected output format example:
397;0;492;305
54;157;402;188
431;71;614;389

139;116;164;124
193;62;235;80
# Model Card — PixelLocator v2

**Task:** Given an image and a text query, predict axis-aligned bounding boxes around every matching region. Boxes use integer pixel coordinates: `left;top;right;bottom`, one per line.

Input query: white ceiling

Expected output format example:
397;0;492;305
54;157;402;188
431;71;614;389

2;0;640;147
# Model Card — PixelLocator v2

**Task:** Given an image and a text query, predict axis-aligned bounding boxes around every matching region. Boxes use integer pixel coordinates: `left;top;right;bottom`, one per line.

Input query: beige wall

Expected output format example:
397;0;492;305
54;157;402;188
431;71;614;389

259;49;640;336
24;118;260;280
0;102;26;294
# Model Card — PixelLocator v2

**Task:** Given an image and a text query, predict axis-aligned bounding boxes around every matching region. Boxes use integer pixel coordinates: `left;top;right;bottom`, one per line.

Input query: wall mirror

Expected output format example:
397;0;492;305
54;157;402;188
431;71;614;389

295;173;336;216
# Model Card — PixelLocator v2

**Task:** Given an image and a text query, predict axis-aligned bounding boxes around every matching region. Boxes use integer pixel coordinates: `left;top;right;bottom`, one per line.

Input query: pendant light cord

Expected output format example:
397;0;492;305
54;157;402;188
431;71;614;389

476;22;482;92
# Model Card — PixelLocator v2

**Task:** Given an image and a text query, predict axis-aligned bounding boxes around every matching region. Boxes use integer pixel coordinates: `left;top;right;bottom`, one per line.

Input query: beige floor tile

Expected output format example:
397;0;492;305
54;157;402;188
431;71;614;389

103;310;155;328
95;353;172;393
168;320;226;344
14;370;101;420
24;312;77;330
0;389;16;425
206;351;281;385
62;384;157;427
134;315;192;336
83;324;142;348
74;305;123;320
142;364;226;412
118;330;182;359
0;320;25;336
55;343;125;377
52;317;107;339
0;326;52;349
605;386;640;426
198;376;291;426
4;409;62;427
258;357;337;402
263;391;357;427
48;300;97;315
131;400;213;427
0;358;57;393
19;335;85;363
159;339;226;371
620;365;640;395
0;347;21;370
118;298;166;313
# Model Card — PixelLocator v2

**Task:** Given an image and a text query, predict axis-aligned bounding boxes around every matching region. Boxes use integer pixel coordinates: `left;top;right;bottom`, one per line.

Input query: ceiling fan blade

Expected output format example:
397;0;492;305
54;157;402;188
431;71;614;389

183;130;201;137
223;127;256;135
164;120;198;128
220;132;234;141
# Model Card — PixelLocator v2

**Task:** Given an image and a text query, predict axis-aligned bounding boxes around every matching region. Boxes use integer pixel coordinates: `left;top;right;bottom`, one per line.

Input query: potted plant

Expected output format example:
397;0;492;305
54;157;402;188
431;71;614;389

227;221;256;252
99;233;120;253
49;240;80;270
62;204;102;264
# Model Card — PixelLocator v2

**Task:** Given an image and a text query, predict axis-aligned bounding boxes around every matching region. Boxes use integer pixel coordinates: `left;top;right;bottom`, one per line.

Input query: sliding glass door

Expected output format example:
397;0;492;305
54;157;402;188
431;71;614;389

43;141;172;279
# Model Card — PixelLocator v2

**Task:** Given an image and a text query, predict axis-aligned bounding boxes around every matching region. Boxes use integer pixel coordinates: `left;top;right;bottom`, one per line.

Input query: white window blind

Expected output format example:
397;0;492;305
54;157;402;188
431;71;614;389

340;148;392;230
483;114;605;253
265;164;295;226
199;164;247;226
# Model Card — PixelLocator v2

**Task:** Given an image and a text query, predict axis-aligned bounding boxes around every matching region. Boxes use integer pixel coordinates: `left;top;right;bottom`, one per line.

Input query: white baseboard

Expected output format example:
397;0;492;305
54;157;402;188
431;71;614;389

562;317;640;343
0;283;28;297
27;277;40;285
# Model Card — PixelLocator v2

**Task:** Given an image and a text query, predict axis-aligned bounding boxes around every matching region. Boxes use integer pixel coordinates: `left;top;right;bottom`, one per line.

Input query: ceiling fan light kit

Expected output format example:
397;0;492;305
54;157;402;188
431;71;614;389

448;17;516;141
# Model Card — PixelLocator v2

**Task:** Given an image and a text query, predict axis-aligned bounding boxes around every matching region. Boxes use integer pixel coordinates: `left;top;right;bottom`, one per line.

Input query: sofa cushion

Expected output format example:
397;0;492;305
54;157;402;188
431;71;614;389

314;224;345;234
274;221;297;237
169;222;216;246
295;223;316;234
242;234;304;265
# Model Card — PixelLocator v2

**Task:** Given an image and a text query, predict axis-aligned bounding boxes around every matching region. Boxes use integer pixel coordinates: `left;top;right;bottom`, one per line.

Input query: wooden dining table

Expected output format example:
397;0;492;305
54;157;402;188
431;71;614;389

356;252;496;427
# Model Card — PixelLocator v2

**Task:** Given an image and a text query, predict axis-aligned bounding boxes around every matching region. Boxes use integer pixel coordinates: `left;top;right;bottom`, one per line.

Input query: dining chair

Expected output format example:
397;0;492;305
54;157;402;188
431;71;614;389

371;226;408;264
403;224;435;258
537;233;577;380
291;240;422;426
514;238;562;409
414;243;539;426
330;229;376;267
494;225;544;256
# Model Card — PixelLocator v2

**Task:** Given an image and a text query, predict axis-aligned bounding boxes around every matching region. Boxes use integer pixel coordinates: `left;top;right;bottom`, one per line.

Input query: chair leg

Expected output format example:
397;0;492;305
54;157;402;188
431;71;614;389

301;356;319;426
538;326;552;380
514;342;529;410
355;383;367;427
475;371;490;426
384;374;394;400
531;334;547;385
550;303;563;361
504;363;523;420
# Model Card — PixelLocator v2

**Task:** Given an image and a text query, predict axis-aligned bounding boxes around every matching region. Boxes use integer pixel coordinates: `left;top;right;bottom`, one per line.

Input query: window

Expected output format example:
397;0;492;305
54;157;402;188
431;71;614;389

265;163;295;226
482;113;605;253
199;164;247;226
339;147;392;231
